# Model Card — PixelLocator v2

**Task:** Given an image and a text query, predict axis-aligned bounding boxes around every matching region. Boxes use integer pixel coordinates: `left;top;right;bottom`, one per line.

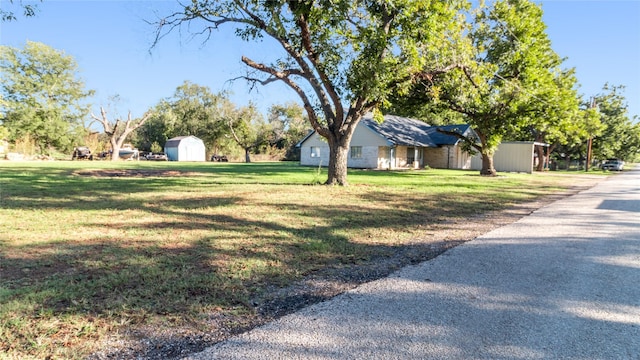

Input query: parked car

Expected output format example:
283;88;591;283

145;152;168;161
72;146;93;160
210;154;229;162
601;159;624;171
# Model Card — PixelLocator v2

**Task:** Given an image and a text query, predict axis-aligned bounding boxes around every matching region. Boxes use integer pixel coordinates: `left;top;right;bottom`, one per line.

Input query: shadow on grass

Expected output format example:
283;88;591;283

0;163;560;358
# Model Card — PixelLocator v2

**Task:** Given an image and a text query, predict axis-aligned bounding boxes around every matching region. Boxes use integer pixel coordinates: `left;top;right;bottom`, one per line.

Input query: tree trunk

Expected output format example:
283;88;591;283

535;145;545;172
110;139;121;161
326;137;350;186
245;148;251;163
91;109;151;161
547;144;557;170
480;152;497;176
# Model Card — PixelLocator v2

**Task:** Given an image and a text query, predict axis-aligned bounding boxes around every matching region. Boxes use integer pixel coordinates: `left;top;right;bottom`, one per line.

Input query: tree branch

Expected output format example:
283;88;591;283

151;1;338;135
90;107;115;135
436;127;482;153
234;1;337;125
417;63;480;89
294;7;344;123
241;56;327;137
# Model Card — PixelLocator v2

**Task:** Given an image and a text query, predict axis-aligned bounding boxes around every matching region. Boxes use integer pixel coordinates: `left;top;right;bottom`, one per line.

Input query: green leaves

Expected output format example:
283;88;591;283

385;0;580;175
0;41;93;154
591;84;639;161
153;0;470;183
136;81;233;152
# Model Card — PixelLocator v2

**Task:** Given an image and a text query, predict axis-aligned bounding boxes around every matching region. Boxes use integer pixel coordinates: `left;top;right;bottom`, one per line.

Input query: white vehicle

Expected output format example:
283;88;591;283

601;159;624;171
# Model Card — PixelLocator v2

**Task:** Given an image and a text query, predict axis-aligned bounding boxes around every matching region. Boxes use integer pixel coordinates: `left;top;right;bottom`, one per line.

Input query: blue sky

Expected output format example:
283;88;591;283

1;0;639;122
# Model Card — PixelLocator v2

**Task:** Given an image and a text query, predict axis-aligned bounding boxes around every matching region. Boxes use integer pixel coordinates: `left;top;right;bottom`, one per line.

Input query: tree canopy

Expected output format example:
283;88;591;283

591;84;640;162
388;0;579;175
266;102;310;160
154;0;467;184
510;67;596;171
135;81;238;156
0;41;93;154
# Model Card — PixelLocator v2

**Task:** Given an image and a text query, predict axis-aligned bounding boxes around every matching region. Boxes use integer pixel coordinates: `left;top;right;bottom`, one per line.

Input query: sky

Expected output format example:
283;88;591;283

1;0;639;122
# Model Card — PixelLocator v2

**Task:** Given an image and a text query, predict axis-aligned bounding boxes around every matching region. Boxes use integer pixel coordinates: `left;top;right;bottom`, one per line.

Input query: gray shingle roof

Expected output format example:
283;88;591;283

296;114;473;148
427;124;473;146
361;115;471;147
361;115;436;147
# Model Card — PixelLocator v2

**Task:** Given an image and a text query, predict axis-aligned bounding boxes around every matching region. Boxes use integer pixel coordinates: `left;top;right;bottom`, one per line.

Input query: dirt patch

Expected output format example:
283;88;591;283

89;179;603;360
72;169;199;178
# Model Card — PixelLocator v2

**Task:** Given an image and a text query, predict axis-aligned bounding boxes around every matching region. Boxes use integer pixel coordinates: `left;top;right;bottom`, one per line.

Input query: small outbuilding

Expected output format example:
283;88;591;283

164;136;206;162
470;141;547;174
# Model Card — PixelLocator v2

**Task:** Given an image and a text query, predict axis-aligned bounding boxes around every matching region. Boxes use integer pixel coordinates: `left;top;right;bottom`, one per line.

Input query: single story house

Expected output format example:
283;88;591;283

164;135;206;162
297;114;476;170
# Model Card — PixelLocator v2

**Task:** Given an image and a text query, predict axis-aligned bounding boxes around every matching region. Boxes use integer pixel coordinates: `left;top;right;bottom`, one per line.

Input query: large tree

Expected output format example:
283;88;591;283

135;81;235;154
0;41;93;154
226;104;267;163
267;102;309;160
165;81;229;144
90;107;152;161
545;102;602;170
389;0;565;175
591;84;640;162
514;68;589;171
154;0;466;185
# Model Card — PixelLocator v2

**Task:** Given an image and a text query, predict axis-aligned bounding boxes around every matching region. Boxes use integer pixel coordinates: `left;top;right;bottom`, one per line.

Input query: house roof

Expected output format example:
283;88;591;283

361;115;436;147
426;124;473;146
296;130;316;148
296;114;473;148
361;115;472;147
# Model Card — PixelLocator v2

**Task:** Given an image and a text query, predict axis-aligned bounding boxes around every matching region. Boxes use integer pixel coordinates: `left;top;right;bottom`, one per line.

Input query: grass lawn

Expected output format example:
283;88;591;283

0;161;605;359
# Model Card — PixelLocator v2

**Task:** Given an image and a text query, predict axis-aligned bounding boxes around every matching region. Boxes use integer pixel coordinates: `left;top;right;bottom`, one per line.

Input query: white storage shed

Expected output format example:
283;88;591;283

470;141;538;173
164;136;206;162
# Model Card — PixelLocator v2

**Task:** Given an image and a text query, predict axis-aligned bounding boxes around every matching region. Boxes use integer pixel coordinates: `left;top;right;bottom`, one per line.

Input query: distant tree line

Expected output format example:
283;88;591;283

129;81;309;162
0;43;309;161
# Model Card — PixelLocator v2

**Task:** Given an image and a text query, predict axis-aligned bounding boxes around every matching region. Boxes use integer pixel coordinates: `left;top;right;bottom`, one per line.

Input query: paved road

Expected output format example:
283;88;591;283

186;168;640;359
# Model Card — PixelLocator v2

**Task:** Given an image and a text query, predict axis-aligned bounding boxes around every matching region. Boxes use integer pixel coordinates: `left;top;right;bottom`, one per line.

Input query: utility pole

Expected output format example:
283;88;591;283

586;137;592;172
585;97;596;172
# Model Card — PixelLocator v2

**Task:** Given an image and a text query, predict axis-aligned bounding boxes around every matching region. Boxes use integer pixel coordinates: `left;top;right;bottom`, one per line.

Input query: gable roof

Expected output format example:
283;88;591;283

361;115;472;147
361;115;436;147
427;124;473;146
296;114;473;148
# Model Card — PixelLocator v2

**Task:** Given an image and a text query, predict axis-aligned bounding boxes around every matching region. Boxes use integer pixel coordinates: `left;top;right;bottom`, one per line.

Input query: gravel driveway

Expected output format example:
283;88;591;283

184;167;640;359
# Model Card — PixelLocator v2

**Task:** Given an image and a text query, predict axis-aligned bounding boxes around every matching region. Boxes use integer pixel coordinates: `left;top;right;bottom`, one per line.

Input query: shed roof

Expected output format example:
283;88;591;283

165;135;203;148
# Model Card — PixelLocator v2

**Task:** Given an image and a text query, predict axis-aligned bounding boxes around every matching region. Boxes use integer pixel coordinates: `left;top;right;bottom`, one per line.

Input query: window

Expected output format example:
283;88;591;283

310;146;321;158
351;146;363;159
